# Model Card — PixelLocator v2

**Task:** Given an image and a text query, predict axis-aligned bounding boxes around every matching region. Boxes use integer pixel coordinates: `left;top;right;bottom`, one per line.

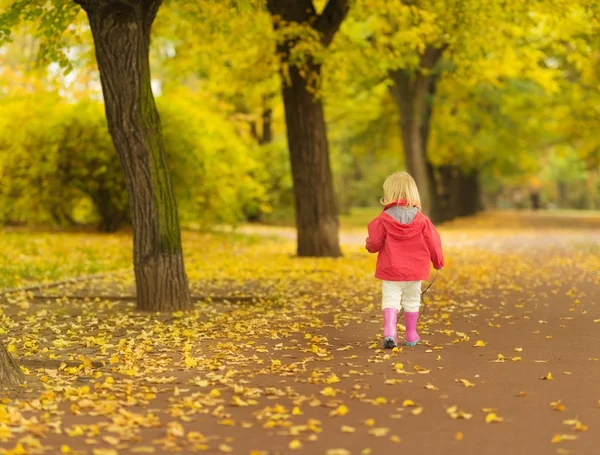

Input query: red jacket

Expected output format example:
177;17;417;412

366;202;444;281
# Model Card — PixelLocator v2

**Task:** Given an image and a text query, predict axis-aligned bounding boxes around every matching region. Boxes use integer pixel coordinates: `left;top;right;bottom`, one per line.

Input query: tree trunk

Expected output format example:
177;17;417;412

389;46;446;220
457;169;482;217
281;64;342;257
79;0;191;311
268;0;348;257
0;341;23;385
438;165;460;222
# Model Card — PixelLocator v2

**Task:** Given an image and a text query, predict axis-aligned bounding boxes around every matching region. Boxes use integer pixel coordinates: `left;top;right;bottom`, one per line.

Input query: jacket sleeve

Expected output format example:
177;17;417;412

365;216;386;253
423;218;444;269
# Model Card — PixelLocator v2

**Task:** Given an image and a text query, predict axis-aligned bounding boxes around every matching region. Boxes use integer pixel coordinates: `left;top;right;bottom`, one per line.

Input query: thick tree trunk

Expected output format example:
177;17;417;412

457;169;482;217
0;341;23;385
389;46;446;220
268;0;348;257
438;165;460;222
390;70;432;214
79;0;191;311
281;64;342;257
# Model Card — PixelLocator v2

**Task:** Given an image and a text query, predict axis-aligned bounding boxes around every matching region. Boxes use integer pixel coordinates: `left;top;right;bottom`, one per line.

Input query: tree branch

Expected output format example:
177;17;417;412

315;0;349;47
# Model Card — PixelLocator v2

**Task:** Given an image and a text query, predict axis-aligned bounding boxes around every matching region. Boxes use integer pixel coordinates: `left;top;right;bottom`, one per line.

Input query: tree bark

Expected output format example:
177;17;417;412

268;0;348;257
389;46;446;220
0;341;23;386
78;0;191;311
457;169;482;216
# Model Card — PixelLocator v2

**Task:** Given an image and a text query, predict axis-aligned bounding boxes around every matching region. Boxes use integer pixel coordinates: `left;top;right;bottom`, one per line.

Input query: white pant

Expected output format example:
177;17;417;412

382;280;421;313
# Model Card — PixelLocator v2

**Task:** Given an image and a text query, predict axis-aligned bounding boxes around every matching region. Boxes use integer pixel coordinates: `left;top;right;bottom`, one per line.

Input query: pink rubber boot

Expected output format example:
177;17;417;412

382;308;398;349
404;311;420;346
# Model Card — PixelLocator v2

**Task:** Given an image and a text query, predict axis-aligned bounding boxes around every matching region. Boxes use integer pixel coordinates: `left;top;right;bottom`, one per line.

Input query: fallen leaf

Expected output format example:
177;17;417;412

473;340;487;347
326;450;351;455
364;418;375;427
541;372;554;380
321;387;337;397
402;399;416;407
424;383;439;390
550;400;565;411
219;445;234;453
517;391;527;397
446;406;473;420
563;419;588;432
329;405;349;417
411;407;423;416
485;412;504;423
390;435;401;443
341;425;356;433
457;379;475;387
93;450;119;455
551;434;578;443
455;432;464;441
368;427;390;437
131;447;156;454
289;440;303;450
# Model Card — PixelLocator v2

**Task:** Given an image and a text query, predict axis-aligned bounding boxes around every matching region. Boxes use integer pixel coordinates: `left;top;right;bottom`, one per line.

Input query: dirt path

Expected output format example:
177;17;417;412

1;217;599;455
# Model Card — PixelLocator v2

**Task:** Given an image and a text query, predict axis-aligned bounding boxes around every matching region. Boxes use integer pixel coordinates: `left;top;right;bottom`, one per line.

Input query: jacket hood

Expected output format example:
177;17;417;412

380;201;425;239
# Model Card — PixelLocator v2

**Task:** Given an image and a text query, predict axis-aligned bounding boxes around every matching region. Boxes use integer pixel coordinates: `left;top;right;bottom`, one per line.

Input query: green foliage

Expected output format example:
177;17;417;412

0;90;269;230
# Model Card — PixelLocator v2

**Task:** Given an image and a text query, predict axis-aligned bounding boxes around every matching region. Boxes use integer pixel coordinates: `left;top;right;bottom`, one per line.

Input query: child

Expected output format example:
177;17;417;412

365;172;444;348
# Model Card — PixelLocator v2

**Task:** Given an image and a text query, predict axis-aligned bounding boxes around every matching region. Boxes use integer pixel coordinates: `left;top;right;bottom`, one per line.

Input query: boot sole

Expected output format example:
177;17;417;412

405;341;418;347
383;337;397;349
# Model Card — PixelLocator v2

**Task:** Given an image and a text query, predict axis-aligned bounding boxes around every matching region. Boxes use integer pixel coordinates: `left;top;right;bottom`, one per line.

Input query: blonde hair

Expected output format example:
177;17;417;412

380;171;421;208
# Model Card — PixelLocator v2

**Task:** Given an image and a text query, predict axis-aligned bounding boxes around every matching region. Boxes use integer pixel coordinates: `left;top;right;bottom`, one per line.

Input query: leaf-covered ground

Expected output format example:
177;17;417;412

1;212;599;455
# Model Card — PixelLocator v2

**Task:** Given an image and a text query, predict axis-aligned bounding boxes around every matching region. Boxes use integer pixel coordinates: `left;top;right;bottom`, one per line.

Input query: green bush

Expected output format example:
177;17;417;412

0;90;268;231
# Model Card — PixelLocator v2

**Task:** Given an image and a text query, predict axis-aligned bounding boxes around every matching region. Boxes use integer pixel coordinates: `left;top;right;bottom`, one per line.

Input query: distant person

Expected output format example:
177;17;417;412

365;172;444;348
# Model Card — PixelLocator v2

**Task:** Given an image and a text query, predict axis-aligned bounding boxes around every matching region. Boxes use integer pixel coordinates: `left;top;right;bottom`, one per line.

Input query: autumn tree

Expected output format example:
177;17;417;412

265;0;349;257
1;0;192;312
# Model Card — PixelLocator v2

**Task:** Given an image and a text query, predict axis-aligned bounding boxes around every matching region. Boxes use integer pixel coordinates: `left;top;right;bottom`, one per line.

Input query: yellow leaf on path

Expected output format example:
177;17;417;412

337;346;352;351
289;439;303;450
563;419;588;432
219;444;234;453
551;434;578;443
374;397;387;405
473;340;487;347
292;406;303;416
369;427;390;437
365;418;375;427
184;357;198;368
457;379;475;387
514;347;523;352
103;436;120;446
485;413;504;423
93;450;119;455
131;447;156;453
61;446;72;454
209;388;221;398
390;435;401;443
321;387;336;397
550;401;565;411
402;399;416;407
361;450;372;455
330;405;349;417
424;383;439;390
326;450;351;455
517;391;527;397
541;372;554;380
326;374;341;384
455;432;464;441
232;396;249;407
341;425;356;433
446;406;473;420
411;407;423;415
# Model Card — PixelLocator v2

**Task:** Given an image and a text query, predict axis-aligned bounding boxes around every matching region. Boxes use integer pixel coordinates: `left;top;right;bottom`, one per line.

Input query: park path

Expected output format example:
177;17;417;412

1;212;599;455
